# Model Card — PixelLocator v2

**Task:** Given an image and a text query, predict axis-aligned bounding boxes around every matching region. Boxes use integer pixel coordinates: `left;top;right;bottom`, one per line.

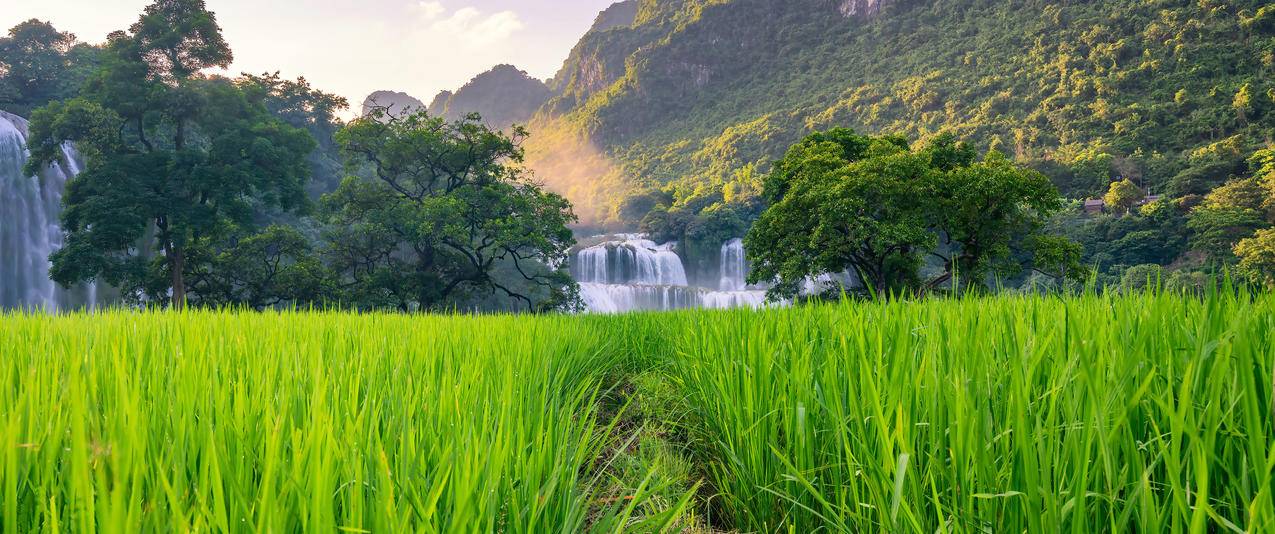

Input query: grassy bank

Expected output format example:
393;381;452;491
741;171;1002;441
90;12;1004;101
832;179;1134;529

3;290;1274;532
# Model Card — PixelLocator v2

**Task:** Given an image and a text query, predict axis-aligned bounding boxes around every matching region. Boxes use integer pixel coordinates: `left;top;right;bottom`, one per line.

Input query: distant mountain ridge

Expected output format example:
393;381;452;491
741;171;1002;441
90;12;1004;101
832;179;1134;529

364;66;551;130
427;65;552;129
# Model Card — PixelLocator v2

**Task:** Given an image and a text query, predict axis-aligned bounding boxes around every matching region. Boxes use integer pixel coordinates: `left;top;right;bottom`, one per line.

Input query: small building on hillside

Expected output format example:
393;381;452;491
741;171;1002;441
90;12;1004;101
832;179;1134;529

1082;194;1163;216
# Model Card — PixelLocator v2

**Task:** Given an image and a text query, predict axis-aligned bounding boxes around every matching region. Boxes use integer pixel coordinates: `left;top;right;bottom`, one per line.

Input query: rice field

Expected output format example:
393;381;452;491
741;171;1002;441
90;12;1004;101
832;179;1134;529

2;289;1273;532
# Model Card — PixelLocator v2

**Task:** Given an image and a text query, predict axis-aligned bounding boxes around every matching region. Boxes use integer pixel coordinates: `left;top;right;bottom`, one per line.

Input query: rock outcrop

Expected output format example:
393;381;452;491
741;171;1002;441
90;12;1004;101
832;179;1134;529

837;0;891;18
428;65;552;129
360;90;426;118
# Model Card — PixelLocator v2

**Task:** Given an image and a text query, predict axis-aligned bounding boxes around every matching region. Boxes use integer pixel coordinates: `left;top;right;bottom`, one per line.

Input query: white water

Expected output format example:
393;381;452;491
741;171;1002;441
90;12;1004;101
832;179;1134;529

719;237;749;291
573;235;770;313
0;110;95;311
573;235;688;286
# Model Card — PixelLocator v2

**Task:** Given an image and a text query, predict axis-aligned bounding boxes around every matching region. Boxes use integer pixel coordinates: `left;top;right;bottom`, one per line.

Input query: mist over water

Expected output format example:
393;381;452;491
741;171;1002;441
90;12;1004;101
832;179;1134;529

0;110;96;311
523;117;622;227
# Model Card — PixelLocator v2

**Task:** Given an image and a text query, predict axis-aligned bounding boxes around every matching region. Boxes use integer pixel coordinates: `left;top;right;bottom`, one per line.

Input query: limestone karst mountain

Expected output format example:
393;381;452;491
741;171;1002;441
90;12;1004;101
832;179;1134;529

427;65;552;129
360;90;426;118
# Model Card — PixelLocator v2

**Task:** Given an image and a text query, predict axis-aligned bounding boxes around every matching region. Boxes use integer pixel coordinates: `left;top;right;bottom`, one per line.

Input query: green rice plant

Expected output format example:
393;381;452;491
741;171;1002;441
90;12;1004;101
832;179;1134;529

3;290;1273;532
665;290;1275;532
0;310;679;533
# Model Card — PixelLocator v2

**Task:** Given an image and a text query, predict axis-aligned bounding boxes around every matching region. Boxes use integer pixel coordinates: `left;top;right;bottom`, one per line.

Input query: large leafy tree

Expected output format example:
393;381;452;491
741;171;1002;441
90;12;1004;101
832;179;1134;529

746;129;1069;299
1180;147;1275;270
325;109;577;312
1255;148;1275;214
238;72;348;195
183;225;330;309
1028;235;1088;286
1103;179;1145;215
927;138;1062;288
1203;176;1268;214
24;0;314;308
745;130;929;297
0;20;99;115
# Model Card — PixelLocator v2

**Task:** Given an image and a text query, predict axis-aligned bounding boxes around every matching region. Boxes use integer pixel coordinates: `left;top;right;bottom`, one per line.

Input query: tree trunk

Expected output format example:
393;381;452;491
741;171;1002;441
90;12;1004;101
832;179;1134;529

170;244;187;310
923;271;953;297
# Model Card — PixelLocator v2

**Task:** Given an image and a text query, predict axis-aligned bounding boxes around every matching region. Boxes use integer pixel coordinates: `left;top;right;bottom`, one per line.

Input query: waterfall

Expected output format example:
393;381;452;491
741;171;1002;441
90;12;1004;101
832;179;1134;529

0;110;95;311
719;238;748;291
572;235;688;286
572;234;771;313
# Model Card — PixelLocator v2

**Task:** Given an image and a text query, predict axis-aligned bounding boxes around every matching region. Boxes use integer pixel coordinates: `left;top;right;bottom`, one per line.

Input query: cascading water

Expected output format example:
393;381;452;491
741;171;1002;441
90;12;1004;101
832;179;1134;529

0;110;96;311
572;235;688;286
719;238;748;291
572;234;769;313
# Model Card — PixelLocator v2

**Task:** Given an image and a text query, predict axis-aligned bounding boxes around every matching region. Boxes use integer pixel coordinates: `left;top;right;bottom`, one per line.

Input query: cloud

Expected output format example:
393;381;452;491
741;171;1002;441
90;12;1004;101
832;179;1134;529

417;1;446;20
415;2;524;46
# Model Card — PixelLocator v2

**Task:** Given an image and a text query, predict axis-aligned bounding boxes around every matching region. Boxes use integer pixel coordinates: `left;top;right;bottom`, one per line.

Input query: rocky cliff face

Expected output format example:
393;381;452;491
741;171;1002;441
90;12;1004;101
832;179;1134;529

360;90;425;117
524;0;897;224
590;0;639;34
546;0;894;106
427;90;452;116
837;0;891;18
544;0;802;143
545;1;652;108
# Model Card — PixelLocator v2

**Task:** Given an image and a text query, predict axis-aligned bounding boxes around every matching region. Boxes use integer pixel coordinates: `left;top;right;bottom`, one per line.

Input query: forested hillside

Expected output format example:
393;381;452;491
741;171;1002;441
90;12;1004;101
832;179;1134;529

512;0;1275;281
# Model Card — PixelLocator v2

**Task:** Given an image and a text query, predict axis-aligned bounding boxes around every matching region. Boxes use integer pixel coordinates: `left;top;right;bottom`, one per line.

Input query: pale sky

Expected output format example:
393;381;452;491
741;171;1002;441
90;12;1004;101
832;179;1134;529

3;0;618;112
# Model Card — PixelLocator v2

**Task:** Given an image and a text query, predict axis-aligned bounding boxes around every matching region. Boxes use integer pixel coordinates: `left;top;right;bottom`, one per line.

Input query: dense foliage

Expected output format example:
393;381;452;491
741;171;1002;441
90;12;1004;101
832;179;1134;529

745;129;1075;298
0;20;100;116
239;72;349;196
9;0;1275;306
23;0;315;308
324;110;578;312
1047;147;1275;288
4;289;1272;531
